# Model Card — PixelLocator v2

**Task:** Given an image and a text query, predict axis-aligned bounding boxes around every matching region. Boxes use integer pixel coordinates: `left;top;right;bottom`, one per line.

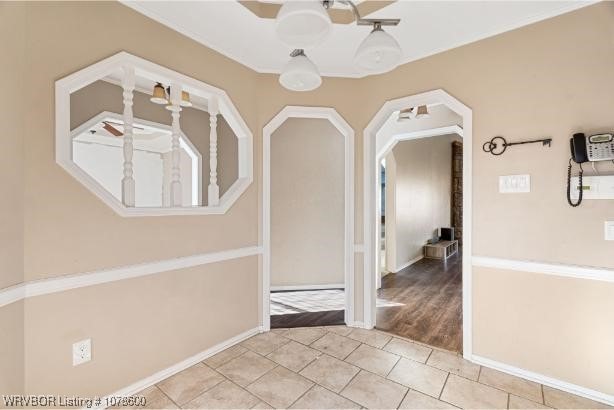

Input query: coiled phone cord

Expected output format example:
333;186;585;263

567;159;583;207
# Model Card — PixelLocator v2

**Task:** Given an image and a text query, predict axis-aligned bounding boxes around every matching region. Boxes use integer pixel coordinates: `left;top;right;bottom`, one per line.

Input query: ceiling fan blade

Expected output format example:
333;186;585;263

102;121;123;137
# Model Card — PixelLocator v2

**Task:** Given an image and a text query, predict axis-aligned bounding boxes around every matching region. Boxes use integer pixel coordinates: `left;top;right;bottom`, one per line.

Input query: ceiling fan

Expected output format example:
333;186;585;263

93;121;149;138
102;121;123;137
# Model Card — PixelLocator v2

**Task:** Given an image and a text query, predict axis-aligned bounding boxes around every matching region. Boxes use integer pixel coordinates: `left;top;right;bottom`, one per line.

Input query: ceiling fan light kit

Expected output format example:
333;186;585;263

276;0;402;91
279;49;322;92
150;82;168;104
397;107;414;122
415;104;430;119
149;82;192;109
275;1;332;49
353;23;402;74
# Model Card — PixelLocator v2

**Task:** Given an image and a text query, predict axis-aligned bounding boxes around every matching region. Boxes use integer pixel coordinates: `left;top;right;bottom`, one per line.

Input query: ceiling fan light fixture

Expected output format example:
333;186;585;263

275;1;332;49
180;90;192;107
150;82;168;105
415;105;430;119
279;49;322;92
353;24;402;74
397;108;414;122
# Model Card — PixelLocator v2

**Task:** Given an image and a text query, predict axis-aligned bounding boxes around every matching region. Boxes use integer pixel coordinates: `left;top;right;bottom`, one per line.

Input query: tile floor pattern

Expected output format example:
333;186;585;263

270;290;403;315
131;326;611;409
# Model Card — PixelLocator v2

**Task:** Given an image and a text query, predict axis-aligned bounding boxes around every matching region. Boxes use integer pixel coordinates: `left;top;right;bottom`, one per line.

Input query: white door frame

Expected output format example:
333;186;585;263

262;106;355;331
363;89;473;358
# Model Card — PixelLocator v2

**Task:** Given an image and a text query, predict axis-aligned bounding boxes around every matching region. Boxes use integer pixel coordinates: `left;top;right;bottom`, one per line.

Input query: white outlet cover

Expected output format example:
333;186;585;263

605;221;614;241
72;339;91;366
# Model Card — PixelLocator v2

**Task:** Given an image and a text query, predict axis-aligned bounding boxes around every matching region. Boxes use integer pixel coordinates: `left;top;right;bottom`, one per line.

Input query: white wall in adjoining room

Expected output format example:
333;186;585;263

390;134;460;269
73;142;162;207
270;118;345;288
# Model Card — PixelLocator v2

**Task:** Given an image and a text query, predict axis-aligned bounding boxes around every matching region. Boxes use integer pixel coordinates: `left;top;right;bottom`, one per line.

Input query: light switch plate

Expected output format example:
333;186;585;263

72;339;91;366
499;175;531;193
605;221;614;241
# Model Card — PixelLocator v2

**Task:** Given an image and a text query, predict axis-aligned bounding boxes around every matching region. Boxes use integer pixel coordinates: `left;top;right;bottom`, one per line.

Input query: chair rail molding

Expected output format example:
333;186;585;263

0;246;262;308
262;105;355;331
55;51;253;216
472;256;614;282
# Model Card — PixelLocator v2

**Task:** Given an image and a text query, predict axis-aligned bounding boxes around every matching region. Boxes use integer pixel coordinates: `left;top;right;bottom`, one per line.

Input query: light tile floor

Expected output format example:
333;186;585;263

270;290;403;315
131;326;611;409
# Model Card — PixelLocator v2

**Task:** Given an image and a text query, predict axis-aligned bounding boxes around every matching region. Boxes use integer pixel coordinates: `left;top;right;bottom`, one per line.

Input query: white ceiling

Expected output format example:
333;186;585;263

75;117;173;154
122;1;593;78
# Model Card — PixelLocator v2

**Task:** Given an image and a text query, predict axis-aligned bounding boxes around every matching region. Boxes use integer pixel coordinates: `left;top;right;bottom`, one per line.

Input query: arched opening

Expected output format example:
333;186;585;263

262;106;355;330
363;89;473;357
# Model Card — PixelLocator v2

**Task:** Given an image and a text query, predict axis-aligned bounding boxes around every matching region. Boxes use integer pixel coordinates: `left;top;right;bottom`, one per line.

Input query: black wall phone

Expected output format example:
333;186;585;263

567;132;614;206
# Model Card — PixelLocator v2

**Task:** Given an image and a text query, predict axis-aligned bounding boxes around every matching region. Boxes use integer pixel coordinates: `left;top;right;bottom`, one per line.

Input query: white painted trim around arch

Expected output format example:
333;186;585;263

262;106;355;331
363;89;473;359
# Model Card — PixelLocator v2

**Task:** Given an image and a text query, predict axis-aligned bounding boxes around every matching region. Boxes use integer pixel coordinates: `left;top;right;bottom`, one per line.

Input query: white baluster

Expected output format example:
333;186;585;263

121;66;135;207
169;83;182;207
208;97;220;206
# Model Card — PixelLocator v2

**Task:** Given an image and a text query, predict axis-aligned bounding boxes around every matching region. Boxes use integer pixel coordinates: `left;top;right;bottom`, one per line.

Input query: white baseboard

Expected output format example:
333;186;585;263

471;355;614;406
270;284;344;291
346;321;365;328
394;255;423;273
102;327;261;408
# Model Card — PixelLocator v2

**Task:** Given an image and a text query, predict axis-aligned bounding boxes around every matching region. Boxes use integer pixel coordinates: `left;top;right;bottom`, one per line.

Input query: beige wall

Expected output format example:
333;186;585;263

1;2;25;290
24;257;258;396
13;1;261;398
1;0;613;401
0;302;24;396
23;2;259;281
390;135;456;268
473;267;614;395
71;80;239;204
365;4;614;269
0;2;25;396
270;118;345;287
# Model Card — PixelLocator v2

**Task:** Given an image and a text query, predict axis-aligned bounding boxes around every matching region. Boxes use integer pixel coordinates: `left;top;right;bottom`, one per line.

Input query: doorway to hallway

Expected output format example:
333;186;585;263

364;90;471;355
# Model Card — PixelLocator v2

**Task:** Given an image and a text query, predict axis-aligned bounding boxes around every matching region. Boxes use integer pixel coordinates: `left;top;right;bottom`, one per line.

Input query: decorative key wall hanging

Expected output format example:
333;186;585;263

483;136;552;156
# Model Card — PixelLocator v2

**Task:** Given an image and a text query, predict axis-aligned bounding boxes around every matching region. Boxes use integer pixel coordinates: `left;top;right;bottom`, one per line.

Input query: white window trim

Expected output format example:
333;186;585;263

56;51;253;216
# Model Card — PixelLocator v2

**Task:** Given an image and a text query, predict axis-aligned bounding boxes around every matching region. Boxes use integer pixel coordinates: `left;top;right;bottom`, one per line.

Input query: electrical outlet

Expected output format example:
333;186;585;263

72;339;91;366
499;174;531;193
605;221;614;241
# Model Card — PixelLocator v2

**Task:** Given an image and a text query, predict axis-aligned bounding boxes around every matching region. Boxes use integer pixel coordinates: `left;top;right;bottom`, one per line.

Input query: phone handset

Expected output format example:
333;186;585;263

567;133;587;207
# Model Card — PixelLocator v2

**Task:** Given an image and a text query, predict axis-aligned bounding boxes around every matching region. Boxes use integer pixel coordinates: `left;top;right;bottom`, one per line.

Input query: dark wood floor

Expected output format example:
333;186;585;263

376;253;462;352
271;310;345;328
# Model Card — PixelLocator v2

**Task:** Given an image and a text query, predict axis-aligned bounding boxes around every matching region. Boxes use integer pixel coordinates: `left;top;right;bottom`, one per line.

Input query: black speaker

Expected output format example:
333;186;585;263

440;227;454;241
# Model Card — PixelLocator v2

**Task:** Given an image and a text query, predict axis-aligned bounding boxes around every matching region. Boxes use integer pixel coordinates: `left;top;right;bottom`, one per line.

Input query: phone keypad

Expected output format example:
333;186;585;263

587;141;614;161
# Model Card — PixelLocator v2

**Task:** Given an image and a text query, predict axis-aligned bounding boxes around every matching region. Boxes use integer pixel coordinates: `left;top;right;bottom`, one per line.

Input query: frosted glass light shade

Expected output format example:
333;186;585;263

279;53;322;92
276;1;332;49
415;105;430;119
353;27;402;74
